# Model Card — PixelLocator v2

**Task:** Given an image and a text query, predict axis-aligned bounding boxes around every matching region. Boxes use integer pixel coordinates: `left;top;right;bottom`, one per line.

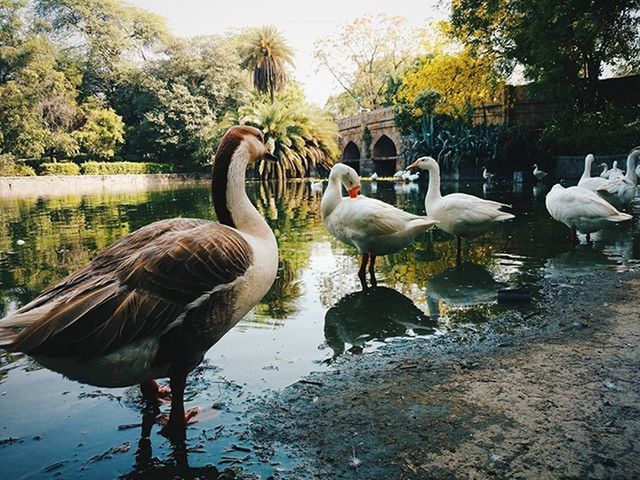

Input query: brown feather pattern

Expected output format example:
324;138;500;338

2;218;253;359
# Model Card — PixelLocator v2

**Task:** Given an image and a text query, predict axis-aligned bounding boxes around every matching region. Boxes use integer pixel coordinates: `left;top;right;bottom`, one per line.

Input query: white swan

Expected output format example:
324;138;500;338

370;172;378;180
596;148;639;210
546;184;632;242
321;163;437;285
532;164;547;181
483;167;495;181
577;154;607;192
408;157;514;262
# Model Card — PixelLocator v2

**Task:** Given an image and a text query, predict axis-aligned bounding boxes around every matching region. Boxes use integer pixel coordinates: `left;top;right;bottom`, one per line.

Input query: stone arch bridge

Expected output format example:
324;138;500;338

335;107;405;176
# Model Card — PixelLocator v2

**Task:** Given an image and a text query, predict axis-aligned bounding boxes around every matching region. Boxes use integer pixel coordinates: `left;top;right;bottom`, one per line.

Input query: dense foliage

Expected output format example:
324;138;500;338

80;161;173;175
0;2;335;176
226;87;338;180
40;162;80;176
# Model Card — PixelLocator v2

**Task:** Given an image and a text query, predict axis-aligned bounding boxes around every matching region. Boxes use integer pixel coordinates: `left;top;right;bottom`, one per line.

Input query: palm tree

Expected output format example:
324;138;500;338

241;26;294;103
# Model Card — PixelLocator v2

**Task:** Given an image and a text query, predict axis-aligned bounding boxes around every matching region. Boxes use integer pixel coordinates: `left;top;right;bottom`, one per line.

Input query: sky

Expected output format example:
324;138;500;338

127;0;447;106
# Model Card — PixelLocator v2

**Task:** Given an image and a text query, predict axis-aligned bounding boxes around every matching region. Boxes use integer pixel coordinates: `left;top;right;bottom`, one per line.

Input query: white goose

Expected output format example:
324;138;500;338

370;172;379;180
546;184;632;242
577;154;606;192
599;163;610;179
532;164;548;181
393;170;405;179
408;157;514;262
321;163;437;285
596;148;639;210
0;126;279;440
482;167;495;181
311;181;324;193
608;160;624;179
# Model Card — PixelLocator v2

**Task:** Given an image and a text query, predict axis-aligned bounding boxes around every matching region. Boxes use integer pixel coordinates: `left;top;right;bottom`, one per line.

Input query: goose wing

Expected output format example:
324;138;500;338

437;193;514;224
551;187;626;221
0;218;253;359
339;196;433;237
597;175;631;196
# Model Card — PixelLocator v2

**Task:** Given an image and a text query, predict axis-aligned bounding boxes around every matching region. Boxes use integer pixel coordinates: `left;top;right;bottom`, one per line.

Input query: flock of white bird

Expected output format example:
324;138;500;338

320;147;640;285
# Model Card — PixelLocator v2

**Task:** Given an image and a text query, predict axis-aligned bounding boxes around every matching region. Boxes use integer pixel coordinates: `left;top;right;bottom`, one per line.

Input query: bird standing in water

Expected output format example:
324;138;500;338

0;126;279;439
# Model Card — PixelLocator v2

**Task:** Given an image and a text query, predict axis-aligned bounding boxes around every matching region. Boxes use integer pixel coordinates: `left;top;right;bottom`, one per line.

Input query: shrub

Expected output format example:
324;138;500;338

40;162;81;176
0;154;36;176
80;161;174;175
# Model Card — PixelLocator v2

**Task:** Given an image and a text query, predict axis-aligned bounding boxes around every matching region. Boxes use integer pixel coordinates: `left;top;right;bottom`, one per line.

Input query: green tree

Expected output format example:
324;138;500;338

450;0;640;110
225;85;338;180
33;0;168;98
74;98;125;160
240;25;294;103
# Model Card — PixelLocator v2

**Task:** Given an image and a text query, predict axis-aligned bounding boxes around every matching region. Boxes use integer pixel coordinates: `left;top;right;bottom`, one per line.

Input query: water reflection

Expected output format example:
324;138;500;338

324;286;436;358
1;179;639;478
426;262;503;319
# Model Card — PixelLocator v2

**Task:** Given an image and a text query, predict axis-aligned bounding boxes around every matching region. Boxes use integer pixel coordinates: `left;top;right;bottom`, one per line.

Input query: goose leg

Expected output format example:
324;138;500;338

140;380;171;404
456;236;462;265
586;232;591;242
368;254;377;287
358;254;369;287
158;372;200;440
570;227;578;245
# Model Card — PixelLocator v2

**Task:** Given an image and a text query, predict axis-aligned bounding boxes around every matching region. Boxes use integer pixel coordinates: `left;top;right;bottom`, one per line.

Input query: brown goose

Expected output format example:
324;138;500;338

0;126;279;439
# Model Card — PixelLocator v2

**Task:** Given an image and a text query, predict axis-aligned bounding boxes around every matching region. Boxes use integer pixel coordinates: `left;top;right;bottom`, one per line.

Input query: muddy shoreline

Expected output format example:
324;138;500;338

249;268;640;479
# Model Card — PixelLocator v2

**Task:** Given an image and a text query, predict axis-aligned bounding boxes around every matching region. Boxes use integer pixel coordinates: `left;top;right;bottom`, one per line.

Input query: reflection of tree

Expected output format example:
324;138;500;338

247;180;323;320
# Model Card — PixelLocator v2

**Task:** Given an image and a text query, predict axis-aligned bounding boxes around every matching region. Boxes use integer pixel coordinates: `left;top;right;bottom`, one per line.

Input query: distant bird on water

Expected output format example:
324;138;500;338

370;172;378;180
532;164;547;181
482;167;495;181
0;126;279;440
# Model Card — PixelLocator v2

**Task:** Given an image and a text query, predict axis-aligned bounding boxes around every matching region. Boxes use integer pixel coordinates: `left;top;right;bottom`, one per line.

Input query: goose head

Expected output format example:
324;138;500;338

329;163;361;198
408;156;438;172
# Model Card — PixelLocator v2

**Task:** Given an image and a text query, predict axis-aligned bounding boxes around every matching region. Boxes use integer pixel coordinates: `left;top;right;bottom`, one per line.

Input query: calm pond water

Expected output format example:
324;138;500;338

1;179;639;479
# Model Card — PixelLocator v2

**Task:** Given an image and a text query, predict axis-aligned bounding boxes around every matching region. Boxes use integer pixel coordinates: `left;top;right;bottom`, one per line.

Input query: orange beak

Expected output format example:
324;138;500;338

407;161;420;169
348;185;361;198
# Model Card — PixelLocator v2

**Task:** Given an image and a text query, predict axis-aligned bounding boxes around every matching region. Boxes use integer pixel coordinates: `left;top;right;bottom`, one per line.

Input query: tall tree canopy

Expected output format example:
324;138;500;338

315;14;424;115
241;25;294;103
450;0;640;109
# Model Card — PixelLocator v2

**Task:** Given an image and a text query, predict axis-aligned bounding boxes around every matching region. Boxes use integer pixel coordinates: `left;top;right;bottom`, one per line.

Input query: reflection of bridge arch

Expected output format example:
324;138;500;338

372;135;397;159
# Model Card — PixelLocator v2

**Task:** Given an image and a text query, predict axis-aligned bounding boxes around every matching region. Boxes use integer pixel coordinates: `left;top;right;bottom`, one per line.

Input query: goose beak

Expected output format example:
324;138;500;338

408;161;420;170
263;151;278;162
347;185;361;198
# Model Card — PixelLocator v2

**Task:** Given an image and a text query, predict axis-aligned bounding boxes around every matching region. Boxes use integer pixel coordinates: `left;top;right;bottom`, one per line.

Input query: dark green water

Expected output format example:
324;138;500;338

0;179;638;479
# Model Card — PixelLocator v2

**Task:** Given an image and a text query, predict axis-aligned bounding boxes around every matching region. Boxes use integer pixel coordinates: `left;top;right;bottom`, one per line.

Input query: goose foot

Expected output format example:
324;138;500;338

140;380;171;404
157;408;200;441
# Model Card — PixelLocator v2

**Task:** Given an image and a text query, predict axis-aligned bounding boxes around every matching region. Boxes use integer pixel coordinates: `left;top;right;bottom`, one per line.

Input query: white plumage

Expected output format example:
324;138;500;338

483;167;495;181
321;163;437;284
577;154;607;192
546;184;632;240
596;149;639;210
532;164;548;181
370;172;378;180
409;157;514;261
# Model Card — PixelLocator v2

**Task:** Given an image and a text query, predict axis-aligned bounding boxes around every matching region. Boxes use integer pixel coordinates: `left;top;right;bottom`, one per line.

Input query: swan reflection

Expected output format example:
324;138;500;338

426;262;503;319
324;286;435;358
544;245;615;277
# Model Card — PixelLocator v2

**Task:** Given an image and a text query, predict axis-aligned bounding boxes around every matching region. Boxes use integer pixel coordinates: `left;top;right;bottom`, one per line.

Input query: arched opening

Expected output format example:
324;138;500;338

372;135;397;159
342;141;361;161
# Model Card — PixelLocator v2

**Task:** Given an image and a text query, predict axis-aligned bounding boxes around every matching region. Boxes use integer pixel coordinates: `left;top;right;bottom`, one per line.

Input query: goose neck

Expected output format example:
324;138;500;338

321;175;343;218
212;142;271;239
425;165;442;206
